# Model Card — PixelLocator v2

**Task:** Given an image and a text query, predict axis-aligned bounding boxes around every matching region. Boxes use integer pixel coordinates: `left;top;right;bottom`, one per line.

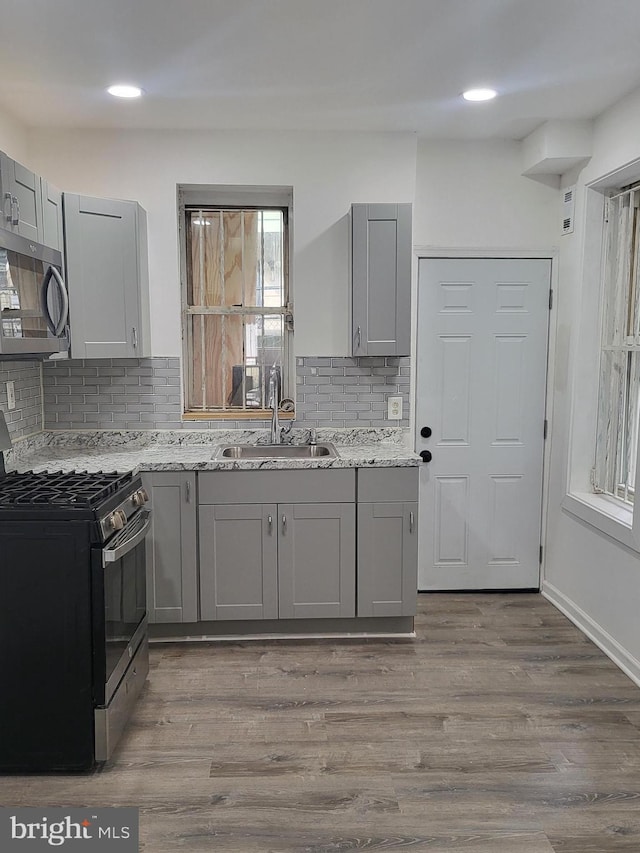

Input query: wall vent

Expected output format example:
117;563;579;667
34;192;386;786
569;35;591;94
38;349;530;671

562;185;575;235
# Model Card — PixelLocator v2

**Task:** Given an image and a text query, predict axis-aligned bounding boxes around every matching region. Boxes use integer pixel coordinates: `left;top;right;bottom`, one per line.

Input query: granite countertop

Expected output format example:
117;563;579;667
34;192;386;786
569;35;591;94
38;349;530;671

7;428;420;474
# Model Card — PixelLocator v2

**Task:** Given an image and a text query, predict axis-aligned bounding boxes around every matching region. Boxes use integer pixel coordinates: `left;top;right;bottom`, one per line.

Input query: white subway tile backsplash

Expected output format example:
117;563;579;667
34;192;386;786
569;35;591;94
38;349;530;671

40;355;412;431
295;355;410;428
0;360;43;441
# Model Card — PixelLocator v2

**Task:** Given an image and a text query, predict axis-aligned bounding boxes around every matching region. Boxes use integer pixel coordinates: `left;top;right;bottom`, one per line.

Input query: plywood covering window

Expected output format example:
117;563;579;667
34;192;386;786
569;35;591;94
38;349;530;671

595;185;640;503
180;189;292;417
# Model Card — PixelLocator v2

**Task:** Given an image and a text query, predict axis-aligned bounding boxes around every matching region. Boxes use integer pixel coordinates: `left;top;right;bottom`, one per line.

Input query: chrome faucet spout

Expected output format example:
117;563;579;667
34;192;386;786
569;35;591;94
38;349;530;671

268;366;280;444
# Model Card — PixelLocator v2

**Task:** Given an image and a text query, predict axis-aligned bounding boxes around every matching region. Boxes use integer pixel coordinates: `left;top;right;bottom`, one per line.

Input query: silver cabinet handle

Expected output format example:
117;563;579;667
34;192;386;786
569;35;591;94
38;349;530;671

132;326;138;349
356;325;361;349
12;196;19;226
4;192;12;223
268;514;273;533
409;511;414;533
185;480;191;503
282;514;287;533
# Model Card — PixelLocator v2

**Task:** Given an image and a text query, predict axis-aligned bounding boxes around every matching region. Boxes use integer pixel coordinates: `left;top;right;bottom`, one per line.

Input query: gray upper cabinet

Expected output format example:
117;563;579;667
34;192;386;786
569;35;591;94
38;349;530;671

351;203;412;356
64;193;150;358
357;469;418;617
144;472;198;624
0;153;42;242
40;180;64;252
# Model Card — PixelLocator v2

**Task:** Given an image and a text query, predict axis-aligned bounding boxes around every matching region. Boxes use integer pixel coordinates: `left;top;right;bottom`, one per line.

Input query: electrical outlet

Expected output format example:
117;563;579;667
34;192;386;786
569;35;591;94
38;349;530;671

6;381;16;411
387;395;402;420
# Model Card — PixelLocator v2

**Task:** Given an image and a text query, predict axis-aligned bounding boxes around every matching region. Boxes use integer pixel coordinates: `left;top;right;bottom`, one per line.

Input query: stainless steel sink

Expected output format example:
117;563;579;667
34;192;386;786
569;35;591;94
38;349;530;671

216;442;337;459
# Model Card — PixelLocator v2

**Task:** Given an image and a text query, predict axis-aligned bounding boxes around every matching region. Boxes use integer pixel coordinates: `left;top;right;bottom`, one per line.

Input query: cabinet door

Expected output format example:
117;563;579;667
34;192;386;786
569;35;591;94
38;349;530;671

64;193;143;358
1;153;42;241
199;503;278;621
41;179;64;252
351;203;411;356
144;473;198;623
278;503;355;619
357;502;418;616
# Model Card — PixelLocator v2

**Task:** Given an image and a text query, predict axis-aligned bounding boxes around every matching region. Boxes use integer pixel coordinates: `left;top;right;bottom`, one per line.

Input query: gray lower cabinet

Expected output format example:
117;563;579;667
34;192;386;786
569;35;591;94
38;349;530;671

199;503;278;620
198;470;357;620
278;502;355;618
64;193;150;358
143;472;198;623
357;468;418;617
146;468;415;630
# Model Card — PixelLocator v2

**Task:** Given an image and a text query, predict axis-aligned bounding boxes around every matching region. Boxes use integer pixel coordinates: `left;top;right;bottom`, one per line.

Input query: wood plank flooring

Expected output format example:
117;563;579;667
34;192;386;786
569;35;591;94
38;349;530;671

2;593;640;852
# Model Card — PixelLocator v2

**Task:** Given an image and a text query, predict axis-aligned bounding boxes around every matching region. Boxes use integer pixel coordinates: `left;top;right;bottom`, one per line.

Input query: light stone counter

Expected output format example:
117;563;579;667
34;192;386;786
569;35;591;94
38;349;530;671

7;428;420;475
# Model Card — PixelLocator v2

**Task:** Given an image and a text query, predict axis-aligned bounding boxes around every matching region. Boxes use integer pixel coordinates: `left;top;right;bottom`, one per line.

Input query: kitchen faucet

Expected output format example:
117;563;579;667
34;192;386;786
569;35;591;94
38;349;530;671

268;364;293;444
268;365;282;444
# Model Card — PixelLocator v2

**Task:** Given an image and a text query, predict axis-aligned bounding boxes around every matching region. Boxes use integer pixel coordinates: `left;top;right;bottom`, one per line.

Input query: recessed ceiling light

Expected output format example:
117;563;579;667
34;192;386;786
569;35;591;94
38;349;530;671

107;84;144;99
462;88;498;102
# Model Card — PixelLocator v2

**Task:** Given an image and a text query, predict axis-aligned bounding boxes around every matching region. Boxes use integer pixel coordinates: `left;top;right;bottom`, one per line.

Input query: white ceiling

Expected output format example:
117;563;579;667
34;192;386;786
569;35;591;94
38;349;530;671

2;0;640;140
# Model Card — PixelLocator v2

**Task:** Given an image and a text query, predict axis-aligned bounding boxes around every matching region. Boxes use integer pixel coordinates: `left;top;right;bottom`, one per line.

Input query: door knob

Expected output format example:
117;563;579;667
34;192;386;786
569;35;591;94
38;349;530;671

420;450;432;463
420;426;432;438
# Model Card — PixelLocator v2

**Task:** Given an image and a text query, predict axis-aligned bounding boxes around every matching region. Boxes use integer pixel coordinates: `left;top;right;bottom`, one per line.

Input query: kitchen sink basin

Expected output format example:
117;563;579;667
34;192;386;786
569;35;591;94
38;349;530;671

216;442;337;459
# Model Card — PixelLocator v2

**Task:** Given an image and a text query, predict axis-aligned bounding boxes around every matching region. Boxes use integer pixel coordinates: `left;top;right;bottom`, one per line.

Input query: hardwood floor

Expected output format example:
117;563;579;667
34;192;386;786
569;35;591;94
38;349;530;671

2;593;640;851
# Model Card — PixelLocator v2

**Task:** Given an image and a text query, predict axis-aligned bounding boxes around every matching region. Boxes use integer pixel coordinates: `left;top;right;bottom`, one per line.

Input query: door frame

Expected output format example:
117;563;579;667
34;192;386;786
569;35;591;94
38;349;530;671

412;245;559;587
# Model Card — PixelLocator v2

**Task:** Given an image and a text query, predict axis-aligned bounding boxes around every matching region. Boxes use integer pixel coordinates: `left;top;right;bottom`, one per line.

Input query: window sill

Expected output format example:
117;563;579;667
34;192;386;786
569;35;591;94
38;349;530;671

562;490;638;551
183;410;295;421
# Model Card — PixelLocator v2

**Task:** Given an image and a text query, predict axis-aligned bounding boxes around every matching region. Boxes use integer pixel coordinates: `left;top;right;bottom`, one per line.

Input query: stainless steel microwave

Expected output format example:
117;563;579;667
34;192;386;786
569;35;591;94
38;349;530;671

0;228;69;358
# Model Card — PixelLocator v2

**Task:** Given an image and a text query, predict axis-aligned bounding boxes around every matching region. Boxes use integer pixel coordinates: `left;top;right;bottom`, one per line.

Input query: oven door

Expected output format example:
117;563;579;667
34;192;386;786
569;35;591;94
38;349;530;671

93;509;150;706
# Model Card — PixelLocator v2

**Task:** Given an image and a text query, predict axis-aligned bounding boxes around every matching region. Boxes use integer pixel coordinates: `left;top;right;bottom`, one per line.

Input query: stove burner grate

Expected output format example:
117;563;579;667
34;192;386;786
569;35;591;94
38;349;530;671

0;471;133;509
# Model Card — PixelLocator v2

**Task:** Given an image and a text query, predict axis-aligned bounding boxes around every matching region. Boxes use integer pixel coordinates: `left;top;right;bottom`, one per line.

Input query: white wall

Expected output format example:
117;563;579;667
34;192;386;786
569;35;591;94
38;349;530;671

543;83;640;683
26;129;417;356
414;139;558;248
0;104;28;162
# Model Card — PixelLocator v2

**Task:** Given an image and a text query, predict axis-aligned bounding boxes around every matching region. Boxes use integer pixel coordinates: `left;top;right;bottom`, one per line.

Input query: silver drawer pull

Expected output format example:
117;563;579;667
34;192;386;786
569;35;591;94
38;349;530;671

185;480;191;503
409;511;414;533
282;514;287;533
268;514;273;533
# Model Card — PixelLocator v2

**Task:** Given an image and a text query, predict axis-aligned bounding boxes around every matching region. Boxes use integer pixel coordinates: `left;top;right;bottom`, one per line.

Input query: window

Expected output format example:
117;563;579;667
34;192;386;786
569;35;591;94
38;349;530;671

594;185;640;503
179;186;293;417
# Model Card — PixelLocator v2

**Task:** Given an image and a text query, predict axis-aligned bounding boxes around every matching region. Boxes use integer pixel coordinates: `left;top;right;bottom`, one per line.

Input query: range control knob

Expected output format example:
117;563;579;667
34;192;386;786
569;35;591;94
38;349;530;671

110;509;127;531
131;488;149;508
420;450;432;463
420;426;432;438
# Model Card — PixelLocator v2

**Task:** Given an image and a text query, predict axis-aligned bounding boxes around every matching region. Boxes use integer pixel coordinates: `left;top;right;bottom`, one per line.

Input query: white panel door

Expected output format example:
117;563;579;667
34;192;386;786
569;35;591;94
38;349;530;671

416;258;551;590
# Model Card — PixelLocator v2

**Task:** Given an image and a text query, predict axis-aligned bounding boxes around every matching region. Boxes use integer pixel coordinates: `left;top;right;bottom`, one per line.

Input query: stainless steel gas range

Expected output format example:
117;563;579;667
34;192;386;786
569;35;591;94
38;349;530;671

0;469;151;772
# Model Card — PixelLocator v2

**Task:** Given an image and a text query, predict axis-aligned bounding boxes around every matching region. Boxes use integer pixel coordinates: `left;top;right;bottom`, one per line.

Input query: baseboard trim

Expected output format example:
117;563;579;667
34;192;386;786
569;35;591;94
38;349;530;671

542;580;640;688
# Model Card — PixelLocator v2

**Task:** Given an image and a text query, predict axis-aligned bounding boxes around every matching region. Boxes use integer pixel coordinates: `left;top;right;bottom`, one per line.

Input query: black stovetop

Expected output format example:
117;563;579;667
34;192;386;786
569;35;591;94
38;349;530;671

0;470;134;511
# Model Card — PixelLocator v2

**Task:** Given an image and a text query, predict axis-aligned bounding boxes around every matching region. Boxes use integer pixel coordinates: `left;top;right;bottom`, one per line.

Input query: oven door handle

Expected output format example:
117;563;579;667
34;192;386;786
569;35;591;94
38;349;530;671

102;512;151;567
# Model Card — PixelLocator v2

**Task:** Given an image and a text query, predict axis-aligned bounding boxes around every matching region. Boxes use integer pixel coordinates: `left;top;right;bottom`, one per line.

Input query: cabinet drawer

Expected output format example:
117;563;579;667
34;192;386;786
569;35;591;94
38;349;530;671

357;468;418;502
199;469;355;504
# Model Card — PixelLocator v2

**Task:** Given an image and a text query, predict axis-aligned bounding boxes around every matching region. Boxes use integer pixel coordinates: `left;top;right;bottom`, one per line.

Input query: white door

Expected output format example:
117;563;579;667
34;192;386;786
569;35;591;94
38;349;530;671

416;258;551;590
